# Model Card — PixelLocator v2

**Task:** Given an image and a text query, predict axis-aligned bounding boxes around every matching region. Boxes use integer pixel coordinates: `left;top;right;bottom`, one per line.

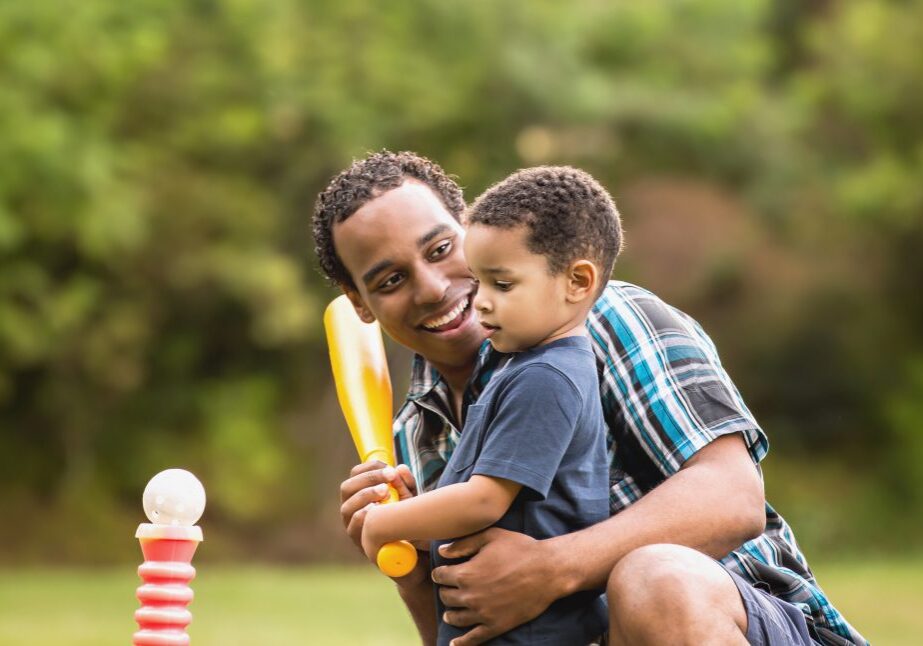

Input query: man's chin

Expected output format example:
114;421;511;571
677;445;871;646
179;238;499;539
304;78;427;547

417;319;486;363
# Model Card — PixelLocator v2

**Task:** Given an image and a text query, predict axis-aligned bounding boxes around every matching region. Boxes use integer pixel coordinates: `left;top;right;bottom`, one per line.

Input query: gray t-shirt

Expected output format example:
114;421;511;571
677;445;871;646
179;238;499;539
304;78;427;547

433;335;609;645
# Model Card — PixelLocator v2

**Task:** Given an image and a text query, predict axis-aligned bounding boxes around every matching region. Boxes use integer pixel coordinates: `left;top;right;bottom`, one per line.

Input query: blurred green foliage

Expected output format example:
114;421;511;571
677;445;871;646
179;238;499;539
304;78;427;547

0;0;921;562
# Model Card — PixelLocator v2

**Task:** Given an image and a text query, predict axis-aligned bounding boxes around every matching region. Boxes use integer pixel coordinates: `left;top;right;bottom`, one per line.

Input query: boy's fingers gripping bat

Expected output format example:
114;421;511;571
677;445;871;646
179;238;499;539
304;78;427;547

324;295;417;578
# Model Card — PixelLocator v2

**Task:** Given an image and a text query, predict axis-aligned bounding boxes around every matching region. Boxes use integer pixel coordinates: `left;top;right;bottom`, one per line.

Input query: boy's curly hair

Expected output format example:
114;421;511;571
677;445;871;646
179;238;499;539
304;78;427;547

467;166;623;286
313;150;465;288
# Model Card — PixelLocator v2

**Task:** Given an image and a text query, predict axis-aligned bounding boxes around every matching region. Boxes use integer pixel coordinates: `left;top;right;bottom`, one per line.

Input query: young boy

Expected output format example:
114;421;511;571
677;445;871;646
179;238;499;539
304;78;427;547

361;166;622;645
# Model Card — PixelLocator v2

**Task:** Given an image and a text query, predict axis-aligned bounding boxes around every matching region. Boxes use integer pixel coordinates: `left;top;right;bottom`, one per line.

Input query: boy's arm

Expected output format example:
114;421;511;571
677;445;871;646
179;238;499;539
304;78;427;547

362;475;521;561
432;433;765;645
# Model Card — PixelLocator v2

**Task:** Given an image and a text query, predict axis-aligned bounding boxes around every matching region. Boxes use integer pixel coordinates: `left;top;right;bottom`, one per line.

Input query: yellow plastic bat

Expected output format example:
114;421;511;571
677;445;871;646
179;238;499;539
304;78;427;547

324;295;417;578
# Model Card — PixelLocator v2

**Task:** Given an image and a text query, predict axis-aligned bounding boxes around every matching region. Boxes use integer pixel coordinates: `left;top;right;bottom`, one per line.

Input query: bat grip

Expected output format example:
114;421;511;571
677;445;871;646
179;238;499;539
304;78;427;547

363;449;392;465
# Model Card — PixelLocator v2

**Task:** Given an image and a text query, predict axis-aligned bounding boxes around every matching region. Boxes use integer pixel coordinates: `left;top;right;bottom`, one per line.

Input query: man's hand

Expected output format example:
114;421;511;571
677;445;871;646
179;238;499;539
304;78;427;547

339;460;416;553
431;528;563;646
342;462;435;643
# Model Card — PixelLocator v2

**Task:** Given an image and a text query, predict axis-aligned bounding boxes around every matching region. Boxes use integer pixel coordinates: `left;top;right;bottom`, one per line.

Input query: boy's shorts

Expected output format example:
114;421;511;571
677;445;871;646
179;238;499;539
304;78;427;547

726;567;821;645
590;566;820;646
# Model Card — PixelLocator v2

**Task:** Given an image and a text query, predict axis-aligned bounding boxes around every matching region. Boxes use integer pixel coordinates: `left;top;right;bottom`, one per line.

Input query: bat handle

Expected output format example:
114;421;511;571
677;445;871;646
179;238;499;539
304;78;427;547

372;483;418;577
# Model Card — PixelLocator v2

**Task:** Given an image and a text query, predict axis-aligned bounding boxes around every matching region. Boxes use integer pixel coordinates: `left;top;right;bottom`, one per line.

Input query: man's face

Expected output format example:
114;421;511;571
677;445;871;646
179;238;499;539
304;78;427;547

332;180;485;369
465;223;572;353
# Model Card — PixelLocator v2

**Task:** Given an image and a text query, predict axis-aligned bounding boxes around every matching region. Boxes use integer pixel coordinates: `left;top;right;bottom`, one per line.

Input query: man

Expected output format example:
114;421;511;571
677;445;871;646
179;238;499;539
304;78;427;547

313;151;866;645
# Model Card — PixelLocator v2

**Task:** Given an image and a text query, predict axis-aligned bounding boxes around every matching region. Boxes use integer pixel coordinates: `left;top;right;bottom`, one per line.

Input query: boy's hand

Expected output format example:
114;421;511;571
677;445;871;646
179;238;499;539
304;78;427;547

360;504;385;563
340;460;417;553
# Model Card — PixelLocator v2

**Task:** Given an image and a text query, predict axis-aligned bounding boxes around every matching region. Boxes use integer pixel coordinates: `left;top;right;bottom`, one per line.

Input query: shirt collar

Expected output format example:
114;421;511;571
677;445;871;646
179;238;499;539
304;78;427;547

406;340;498;402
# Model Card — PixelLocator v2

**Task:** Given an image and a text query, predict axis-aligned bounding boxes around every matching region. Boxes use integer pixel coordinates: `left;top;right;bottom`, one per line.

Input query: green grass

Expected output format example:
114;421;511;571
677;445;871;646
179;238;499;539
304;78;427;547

0;560;917;644
812;558;922;645
0;566;417;645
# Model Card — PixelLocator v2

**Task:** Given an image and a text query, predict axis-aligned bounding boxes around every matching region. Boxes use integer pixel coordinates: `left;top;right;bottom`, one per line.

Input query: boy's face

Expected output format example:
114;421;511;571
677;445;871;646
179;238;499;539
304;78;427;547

332;180;485;370
464;223;577;353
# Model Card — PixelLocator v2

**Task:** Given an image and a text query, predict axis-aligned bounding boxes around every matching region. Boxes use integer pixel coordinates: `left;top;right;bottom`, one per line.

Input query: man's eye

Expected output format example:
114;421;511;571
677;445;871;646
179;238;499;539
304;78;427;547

378;273;404;291
429;240;452;260
495;281;513;291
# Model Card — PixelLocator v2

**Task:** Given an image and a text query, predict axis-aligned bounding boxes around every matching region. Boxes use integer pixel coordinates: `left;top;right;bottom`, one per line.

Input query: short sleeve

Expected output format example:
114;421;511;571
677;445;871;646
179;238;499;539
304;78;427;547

589;283;769;488
471;364;584;499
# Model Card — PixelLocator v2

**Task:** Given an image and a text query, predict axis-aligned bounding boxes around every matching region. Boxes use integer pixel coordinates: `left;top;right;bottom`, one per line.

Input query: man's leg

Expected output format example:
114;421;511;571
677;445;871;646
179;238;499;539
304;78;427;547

607;543;748;646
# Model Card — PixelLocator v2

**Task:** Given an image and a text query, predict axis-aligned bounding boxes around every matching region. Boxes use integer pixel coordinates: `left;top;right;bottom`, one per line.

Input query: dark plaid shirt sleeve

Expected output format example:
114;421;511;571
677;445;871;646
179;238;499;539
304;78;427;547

587;281;769;511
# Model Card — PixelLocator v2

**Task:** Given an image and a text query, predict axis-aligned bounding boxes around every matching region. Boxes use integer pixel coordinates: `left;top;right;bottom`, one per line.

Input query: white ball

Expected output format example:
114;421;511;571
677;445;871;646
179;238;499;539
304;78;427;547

143;469;206;526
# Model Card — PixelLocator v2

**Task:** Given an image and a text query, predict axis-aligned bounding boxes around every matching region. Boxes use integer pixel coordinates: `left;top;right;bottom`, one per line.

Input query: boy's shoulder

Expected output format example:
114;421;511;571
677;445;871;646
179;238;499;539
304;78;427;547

517;335;595;365
495;336;598;395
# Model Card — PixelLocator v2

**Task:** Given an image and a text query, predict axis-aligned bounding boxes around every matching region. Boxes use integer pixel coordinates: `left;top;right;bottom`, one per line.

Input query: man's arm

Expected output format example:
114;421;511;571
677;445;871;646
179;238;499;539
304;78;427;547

544;432;765;591
338;460;437;644
392;554;439;646
362;475;521;560
433;433;765;645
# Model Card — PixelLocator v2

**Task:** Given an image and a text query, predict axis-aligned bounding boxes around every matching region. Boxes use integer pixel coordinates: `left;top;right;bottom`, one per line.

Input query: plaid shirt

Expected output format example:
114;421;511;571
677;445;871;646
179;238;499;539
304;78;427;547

394;281;866;645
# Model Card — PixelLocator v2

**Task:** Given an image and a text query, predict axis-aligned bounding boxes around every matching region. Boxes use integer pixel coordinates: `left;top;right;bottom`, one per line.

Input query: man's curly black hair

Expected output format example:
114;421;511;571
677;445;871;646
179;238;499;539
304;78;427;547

313;150;465;288
467;166;623;288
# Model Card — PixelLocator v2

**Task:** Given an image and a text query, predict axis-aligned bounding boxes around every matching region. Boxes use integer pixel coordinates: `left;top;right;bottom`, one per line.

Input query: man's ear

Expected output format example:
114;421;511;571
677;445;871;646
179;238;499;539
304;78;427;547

344;287;376;323
565;260;598;303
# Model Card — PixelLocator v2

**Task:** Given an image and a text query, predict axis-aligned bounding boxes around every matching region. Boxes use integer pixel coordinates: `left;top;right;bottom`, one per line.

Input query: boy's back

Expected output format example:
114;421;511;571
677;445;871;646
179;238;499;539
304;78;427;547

434;336;609;645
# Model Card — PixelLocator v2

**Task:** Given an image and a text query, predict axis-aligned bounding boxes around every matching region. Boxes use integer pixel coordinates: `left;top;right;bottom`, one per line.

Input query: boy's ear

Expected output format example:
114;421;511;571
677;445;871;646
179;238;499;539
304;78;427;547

344;287;376;323
565;260;598;303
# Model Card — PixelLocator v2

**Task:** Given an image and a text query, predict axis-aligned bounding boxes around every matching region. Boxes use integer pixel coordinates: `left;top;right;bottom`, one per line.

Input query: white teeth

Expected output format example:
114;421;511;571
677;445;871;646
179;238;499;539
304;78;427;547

422;298;468;330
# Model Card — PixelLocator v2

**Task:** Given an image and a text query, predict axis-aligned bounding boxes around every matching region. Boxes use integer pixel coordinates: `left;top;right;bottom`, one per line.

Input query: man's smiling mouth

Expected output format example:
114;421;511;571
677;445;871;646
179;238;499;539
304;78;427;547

421;297;470;331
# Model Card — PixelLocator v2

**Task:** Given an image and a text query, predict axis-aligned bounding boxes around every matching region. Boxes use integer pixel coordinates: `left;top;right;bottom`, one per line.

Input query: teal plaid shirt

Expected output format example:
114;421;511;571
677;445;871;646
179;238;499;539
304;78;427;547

393;281;866;645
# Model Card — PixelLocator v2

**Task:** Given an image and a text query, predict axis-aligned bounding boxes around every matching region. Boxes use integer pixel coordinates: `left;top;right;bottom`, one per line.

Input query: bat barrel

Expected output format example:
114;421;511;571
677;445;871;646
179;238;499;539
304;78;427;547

324;296;417;578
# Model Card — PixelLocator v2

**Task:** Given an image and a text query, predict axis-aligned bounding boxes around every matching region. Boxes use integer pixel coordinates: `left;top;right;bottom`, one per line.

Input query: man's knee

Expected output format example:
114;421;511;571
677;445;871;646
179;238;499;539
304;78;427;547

606;544;748;643
607;544;700;610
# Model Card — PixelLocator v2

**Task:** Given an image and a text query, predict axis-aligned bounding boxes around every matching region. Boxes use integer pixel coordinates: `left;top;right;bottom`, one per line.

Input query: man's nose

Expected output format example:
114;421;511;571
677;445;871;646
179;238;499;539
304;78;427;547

413;264;451;305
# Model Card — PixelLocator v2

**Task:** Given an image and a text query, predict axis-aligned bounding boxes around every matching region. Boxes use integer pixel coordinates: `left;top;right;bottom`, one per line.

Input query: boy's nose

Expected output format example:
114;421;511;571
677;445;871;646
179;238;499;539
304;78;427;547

473;289;491;313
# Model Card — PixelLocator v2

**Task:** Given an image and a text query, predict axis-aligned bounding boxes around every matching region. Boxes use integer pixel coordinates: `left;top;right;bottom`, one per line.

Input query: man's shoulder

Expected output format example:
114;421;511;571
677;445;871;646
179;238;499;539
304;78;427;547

596;279;655;301
590;280;701;339
593;280;673;316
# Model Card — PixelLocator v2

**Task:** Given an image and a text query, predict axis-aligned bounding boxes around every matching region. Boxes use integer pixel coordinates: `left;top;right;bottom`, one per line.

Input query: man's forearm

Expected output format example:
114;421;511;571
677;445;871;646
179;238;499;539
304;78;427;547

548;435;765;594
395;557;438;646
